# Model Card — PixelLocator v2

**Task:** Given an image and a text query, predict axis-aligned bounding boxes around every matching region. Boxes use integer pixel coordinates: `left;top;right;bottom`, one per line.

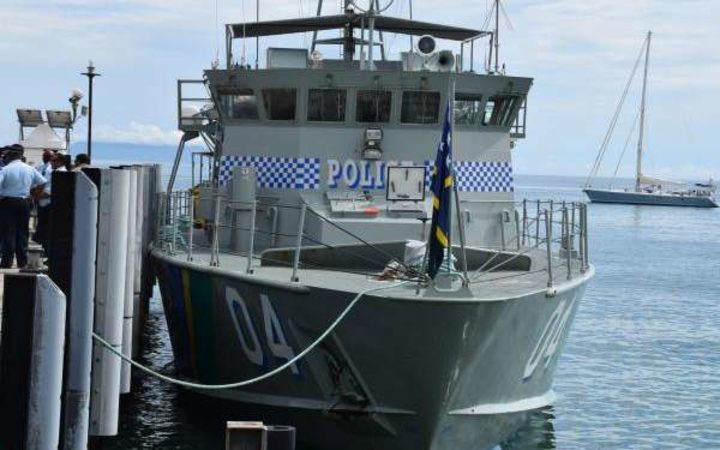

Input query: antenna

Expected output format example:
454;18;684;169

213;0;220;68
485;0;511;73
493;0;499;72
408;0;414;53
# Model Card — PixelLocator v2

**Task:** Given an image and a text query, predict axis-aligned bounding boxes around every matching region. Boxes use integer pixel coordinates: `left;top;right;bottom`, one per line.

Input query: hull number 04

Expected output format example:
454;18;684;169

225;287;299;375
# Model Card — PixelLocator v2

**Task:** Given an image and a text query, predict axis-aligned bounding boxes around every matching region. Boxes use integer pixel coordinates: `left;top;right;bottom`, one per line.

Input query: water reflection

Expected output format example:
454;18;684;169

499;407;556;450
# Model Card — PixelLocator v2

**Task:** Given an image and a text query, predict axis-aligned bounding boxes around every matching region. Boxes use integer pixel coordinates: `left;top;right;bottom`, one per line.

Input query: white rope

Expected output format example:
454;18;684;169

92;281;408;390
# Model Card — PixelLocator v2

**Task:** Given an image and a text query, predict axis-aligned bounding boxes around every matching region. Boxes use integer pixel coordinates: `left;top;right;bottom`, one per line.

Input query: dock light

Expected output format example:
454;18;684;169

81;61;101;162
69;88;84;103
69;88;84;122
362;127;383;160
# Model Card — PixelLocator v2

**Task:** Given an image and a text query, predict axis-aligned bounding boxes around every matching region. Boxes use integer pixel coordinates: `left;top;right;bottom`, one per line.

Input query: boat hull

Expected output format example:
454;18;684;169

584;188;718;208
153;252;592;450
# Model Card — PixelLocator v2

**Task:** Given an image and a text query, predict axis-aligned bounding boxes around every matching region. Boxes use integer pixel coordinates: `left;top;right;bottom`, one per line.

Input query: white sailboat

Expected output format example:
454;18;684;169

584;31;718;208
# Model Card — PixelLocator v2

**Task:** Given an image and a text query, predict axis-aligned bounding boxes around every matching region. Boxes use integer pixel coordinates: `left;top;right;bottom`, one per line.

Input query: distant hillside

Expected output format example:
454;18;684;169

69;141;204;188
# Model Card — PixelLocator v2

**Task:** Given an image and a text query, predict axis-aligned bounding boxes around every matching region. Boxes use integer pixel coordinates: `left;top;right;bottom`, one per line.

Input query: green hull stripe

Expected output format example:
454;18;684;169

188;270;218;381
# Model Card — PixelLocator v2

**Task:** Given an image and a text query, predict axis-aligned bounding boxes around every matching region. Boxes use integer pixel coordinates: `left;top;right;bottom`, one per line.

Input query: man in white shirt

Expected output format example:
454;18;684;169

34;153;66;253
36;150;54;178
0;148;47;268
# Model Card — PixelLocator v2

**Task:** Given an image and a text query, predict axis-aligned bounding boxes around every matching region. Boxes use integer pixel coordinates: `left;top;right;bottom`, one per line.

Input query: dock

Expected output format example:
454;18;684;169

0;166;163;449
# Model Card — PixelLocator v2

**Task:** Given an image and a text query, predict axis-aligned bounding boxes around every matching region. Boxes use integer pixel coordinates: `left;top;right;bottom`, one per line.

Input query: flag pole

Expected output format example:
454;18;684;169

445;79;453;277
450;76;470;286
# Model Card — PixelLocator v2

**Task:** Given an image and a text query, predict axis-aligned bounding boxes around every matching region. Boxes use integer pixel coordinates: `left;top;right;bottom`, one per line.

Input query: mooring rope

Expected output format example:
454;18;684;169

92;281;409;390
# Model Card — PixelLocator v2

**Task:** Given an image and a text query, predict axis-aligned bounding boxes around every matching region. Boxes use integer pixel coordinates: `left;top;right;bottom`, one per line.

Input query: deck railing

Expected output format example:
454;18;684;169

155;190;590;289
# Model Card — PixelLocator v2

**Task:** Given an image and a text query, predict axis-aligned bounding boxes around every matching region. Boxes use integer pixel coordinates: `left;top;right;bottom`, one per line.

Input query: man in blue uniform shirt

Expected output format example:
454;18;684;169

0;147;47;268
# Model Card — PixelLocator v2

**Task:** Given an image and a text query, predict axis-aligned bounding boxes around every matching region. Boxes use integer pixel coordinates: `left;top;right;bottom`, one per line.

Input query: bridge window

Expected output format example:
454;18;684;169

356;90;392;123
401;91;440;124
483;95;520;126
454;93;484;126
224;89;259;120
262;88;297;120
308;89;347;122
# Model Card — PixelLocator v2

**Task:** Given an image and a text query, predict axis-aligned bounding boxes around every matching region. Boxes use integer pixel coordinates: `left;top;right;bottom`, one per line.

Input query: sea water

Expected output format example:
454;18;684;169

107;174;720;449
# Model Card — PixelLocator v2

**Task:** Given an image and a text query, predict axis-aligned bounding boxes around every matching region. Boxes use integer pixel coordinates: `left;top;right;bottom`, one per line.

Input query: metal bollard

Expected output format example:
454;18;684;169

226;422;266;450
267;425;296;450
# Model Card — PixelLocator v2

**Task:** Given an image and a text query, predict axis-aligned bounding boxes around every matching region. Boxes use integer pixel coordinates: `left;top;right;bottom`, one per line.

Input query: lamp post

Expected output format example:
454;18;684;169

81;61;100;163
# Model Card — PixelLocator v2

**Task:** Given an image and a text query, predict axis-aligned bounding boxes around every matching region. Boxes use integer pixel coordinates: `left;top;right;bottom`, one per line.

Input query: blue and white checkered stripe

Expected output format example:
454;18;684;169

425;160;513;192
220;155;321;189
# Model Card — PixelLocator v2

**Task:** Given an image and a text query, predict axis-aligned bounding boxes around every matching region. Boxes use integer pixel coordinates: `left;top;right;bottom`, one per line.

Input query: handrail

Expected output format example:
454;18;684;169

156;190;591;290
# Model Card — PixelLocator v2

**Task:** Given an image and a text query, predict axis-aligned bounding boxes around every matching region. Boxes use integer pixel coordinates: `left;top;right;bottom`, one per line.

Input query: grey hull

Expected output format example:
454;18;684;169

584;188;718;208
153;251;593;450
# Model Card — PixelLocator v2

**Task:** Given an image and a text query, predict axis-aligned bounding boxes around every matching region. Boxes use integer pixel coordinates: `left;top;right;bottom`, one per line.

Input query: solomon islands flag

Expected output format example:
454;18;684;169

427;100;453;279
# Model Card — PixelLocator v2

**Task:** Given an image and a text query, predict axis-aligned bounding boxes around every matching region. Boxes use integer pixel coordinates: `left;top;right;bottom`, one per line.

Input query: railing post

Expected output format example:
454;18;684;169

514;209;521;250
158;193;167;251
499;212;506;251
562;201;568;244
545;209;553;288
522;199;528;246
291;204;307;282
169;192;177;255
571;202;577;269
187;190;194;262
246;200;257;274
579;204;586;273
535;199;541;246
583;204;590;271
564;207;571;280
210;189;222;267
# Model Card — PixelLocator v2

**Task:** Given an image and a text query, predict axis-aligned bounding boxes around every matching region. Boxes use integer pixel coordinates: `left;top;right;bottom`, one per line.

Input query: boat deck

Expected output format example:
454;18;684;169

156;246;589;302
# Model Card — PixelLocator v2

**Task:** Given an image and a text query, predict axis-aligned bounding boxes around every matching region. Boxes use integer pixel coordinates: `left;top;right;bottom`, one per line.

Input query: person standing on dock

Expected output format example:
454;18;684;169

73;153;90;171
36;149;54;177
0;147;46;268
34;153;65;253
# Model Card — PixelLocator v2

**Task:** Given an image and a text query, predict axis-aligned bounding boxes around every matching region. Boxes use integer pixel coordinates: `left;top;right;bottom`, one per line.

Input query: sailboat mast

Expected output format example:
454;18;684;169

635;31;651;192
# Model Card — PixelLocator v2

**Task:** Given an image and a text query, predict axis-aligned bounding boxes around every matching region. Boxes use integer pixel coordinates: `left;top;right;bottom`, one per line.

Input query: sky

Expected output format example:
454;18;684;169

1;0;718;179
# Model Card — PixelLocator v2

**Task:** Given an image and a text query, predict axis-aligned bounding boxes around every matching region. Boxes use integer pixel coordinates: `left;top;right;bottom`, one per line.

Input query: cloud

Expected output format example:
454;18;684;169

94;122;181;146
2;0;720;177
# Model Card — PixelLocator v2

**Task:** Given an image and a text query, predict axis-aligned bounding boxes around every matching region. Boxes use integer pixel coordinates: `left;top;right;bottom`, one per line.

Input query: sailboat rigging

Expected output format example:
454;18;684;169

584;31;717;208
